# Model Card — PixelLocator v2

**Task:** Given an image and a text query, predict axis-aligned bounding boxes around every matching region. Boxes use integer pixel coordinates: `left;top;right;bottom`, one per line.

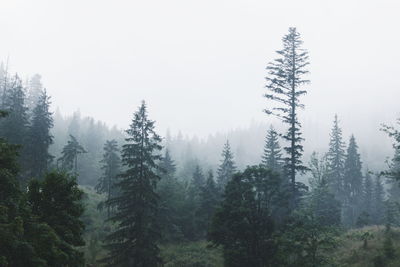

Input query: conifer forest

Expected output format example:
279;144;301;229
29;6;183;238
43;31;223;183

2;1;400;267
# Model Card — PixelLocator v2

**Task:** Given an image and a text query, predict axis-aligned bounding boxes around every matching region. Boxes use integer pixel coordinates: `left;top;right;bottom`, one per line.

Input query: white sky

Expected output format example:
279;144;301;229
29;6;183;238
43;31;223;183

0;0;399;142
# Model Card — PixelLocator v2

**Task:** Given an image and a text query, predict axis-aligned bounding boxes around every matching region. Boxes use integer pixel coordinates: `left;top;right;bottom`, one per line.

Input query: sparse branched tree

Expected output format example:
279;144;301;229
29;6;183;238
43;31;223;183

104;101;163;266
58;135;87;174
262;126;283;173
264;27;310;203
95;139;120;218
216;141;236;191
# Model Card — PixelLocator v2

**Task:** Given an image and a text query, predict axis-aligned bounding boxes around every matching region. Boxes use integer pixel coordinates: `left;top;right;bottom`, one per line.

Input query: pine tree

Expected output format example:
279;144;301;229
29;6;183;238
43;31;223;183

387;149;400;201
157;149;185;242
216;141;236;190
26;74;43;111
264;27;310;201
197;170;219;239
357;171;374;226
372;174;385;225
0;75;29;147
208;166;284;267
326;115;346;199
262;126;283;172
96;139;121;218
28;171;86;266
58;135;87;174
26;90;54;180
104;101;163;266
342;135;363;227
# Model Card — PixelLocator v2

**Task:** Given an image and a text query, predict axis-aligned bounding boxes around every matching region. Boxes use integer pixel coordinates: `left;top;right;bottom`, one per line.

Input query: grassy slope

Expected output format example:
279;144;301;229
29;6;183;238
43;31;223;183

332;226;400;267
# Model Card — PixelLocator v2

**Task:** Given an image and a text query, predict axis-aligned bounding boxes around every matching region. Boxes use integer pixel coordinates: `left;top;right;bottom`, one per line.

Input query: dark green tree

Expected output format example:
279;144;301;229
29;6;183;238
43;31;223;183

26;90;54;180
216;141;236;190
342;135;363;227
358;171;373;226
209;166;285;267
262;126;283;173
95;139;121;218
372;174;385;225
196;170;219;239
326;115;346;199
0;75;29;146
27;171;86;266
58;135;87;174
104;101;163;266
264;27;310;202
157;149;185;242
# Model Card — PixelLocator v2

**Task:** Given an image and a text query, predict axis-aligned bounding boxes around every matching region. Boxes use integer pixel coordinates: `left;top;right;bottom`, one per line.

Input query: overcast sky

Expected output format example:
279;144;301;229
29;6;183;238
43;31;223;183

1;0;399;143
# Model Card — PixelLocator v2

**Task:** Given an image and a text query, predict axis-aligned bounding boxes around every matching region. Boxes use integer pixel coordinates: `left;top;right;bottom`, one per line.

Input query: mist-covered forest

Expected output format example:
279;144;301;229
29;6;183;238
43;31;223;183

2;1;400;267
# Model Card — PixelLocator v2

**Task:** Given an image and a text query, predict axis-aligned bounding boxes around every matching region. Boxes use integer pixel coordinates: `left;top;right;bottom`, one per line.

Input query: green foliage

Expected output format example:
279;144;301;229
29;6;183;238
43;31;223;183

262;126;283;173
326;114;346;200
95;139;121;218
58;135;87;174
343;135;363;227
28;171;86;266
157;149;186;242
264;27;310;200
161;241;223;267
216;141;236;190
26;89;54;180
103;101;163;266
209;165;285;267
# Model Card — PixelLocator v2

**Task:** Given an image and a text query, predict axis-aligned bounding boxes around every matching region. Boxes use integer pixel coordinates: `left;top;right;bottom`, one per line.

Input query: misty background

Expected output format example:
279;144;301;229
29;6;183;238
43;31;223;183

1;0;399;180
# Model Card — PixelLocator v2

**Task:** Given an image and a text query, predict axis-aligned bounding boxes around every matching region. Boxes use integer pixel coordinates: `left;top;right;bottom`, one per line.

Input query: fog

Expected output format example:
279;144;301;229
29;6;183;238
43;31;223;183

1;0;399;165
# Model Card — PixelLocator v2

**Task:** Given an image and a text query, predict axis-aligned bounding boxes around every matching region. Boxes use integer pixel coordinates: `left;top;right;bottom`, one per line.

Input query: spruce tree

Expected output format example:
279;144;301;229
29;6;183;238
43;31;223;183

372;174;385;225
197;170;219;239
26;74;43;111
157;149;185;242
209;166;284;267
262;126;283;172
326;115;346;199
58;135;87;174
359;171;373;226
96;139;121;218
27;171;86;266
0;75;29;145
264;27;310;201
216;141;236;190
342;135;363;227
104;101;163;266
26;90;54;180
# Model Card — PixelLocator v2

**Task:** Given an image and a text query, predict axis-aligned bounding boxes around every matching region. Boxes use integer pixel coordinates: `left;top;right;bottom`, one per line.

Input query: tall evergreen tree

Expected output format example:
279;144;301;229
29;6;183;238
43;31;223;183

26;90;54;180
0;75;29;145
197;170;219;239
216;141;236;190
360;171;374;225
372;174;385;225
26;74;43;111
58;135;87;174
209;166;285;267
342;135;363;227
96;139;121;218
264;27;310;201
27;171;86;266
262;126;283;172
157;149;185;242
104;101;163;266
326;115;346;199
